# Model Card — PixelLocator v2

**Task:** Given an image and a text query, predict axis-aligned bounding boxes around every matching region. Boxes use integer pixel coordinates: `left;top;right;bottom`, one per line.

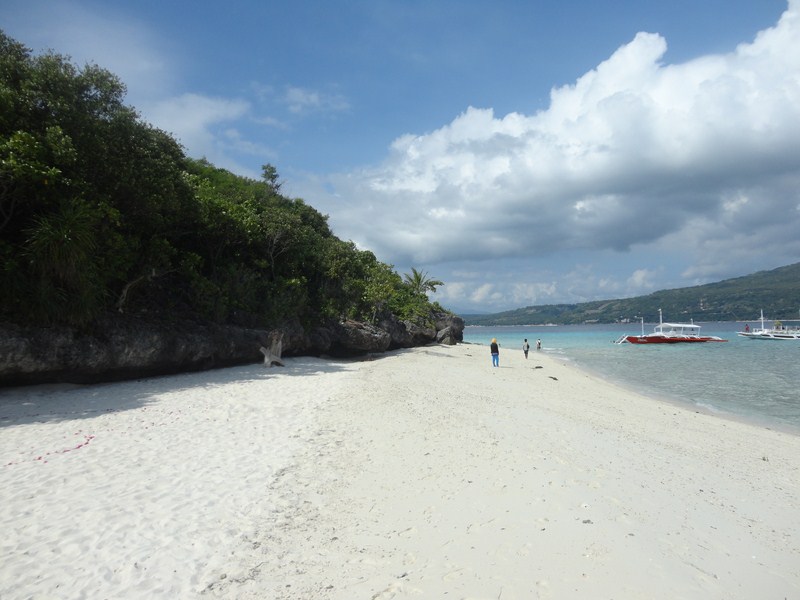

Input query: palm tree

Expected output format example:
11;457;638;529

403;267;444;295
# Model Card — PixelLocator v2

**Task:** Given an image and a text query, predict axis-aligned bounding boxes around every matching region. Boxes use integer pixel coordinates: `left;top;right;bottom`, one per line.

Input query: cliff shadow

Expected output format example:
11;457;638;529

0;355;364;428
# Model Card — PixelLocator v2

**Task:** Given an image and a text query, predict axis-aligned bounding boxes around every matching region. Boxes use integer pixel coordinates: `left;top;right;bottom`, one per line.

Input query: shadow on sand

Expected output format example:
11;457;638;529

0;352;388;428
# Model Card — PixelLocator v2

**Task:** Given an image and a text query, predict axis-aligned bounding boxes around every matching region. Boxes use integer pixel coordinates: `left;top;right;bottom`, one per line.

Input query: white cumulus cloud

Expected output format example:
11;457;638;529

319;1;800;291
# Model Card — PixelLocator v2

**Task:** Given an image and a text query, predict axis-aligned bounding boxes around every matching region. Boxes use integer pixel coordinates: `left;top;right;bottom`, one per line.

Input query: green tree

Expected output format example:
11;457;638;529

0;30;450;333
363;260;402;323
0;30;197;323
403;267;444;295
261;163;281;193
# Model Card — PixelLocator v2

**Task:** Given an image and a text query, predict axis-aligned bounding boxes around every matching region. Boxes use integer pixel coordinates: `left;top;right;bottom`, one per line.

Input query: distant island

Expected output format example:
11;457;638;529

461;262;800;326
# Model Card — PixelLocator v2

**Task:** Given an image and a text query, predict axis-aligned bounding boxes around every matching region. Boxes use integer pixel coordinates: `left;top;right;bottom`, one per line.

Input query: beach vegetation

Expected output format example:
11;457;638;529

0;30;447;331
403;267;444;295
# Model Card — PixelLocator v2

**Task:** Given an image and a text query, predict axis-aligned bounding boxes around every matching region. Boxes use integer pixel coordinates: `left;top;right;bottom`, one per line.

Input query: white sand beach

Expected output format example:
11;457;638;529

1;344;798;599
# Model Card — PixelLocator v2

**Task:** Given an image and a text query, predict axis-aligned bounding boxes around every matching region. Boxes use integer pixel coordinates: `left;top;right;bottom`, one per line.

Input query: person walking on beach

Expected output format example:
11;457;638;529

536;339;542;350
490;338;500;367
523;338;530;359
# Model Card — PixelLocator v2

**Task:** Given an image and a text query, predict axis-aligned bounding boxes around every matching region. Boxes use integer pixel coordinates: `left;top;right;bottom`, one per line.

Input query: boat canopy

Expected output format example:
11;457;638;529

656;323;701;334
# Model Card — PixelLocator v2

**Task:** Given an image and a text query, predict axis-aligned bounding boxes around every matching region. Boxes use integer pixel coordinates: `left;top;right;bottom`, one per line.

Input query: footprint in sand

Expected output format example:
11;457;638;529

372;576;422;598
442;568;464;582
466;518;496;534
396;526;418;538
517;542;533;556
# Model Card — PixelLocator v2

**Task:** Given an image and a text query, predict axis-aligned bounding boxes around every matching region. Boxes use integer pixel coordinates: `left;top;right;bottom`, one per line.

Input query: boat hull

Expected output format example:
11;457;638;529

738;310;800;340
618;311;728;344
738;332;800;340
625;336;727;344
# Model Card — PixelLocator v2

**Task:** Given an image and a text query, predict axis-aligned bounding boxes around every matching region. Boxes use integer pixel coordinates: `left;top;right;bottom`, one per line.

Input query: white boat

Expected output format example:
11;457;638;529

738;310;800;340
617;309;727;344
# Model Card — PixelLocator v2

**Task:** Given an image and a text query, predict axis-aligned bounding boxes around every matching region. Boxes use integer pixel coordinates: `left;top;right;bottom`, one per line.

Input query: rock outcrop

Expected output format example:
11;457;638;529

434;312;465;345
326;320;392;357
376;310;464;350
0;311;465;386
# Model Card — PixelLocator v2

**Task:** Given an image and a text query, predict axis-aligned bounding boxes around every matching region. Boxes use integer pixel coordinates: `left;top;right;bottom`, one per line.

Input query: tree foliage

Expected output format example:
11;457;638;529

0;31;447;330
403;267;444;295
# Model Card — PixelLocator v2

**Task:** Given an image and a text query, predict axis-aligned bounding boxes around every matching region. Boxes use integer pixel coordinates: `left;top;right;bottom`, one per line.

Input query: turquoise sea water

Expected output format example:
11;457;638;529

464;322;799;431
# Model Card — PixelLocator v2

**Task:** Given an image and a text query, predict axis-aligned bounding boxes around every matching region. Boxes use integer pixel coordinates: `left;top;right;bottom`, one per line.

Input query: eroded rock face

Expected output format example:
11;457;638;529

0;311;466;385
0;320;271;385
325;320;391;357
433;312;465;345
436;326;460;345
376;310;465;349
376;312;415;349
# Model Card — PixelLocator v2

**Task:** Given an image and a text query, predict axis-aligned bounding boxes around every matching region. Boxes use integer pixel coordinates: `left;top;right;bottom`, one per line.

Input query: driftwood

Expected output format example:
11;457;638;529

259;335;284;367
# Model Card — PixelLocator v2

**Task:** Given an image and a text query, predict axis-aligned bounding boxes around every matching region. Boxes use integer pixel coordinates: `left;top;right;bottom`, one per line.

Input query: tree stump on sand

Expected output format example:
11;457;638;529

260;336;284;367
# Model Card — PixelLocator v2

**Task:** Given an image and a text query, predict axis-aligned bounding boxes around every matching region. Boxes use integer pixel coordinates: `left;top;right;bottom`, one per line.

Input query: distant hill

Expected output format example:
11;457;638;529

461;262;800;326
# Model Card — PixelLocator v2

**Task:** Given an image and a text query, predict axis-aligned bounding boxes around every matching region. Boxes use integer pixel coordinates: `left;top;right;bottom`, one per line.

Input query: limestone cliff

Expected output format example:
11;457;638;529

0;312;464;386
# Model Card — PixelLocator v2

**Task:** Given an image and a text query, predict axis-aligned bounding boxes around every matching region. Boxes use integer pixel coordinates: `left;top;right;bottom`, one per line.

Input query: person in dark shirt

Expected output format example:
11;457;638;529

490;338;500;367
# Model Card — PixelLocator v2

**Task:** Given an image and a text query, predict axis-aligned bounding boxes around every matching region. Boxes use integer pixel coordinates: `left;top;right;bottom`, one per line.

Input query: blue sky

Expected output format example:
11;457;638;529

3;0;799;314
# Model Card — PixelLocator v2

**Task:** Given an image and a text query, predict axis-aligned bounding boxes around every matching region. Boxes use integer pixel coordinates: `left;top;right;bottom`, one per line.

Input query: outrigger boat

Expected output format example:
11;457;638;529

616;309;727;344
738;310;800;340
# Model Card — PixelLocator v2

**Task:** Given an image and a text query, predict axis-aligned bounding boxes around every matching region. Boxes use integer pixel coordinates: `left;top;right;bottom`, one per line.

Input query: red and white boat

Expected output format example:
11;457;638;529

619;310;727;344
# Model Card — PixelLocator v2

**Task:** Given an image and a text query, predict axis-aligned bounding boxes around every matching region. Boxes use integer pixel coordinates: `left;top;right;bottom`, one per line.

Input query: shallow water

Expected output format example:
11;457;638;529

464;322;800;431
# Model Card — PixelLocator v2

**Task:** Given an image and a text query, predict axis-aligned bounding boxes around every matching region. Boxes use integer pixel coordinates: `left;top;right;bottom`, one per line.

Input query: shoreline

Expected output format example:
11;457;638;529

1;344;798;599
549;349;800;438
463;337;800;437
